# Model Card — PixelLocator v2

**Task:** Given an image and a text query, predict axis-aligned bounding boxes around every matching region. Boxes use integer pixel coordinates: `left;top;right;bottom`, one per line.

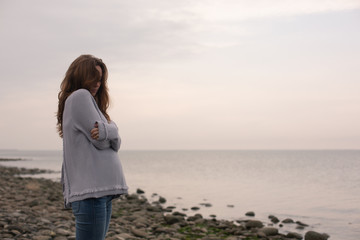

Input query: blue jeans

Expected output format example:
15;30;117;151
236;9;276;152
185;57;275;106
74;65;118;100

71;196;113;240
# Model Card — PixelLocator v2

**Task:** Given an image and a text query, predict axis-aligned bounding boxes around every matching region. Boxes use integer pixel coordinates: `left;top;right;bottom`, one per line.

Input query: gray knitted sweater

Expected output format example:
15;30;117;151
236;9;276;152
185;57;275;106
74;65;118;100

61;89;128;208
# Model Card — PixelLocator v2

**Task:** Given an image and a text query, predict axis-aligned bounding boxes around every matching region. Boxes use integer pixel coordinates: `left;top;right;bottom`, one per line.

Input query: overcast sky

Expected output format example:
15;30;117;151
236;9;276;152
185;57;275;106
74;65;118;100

1;0;359;150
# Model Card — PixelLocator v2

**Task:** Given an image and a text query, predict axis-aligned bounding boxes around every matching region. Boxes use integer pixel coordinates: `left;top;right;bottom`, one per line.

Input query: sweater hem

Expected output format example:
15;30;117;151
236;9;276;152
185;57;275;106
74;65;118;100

65;187;128;209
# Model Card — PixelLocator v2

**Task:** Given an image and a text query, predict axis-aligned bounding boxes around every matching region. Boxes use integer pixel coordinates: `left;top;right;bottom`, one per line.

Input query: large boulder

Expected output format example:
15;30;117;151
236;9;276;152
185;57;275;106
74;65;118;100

245;220;263;229
305;231;330;240
287;232;303;239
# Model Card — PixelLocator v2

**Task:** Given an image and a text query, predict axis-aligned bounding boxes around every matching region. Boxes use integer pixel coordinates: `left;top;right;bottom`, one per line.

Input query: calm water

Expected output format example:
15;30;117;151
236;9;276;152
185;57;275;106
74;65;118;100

0;149;359;239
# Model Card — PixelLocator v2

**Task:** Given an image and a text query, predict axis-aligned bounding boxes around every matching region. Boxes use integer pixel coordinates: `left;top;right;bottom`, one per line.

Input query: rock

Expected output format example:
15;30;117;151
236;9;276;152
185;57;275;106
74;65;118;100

154;226;177;234
164;214;184;224
296;220;309;227
282;218;294;224
136;188;145;194
200;203;212;207
245;220;263;228
53;237;68;240
195;218;206;224
146;206;162;212
2;233;14;238
47;195;57;201
40;217;52;224
257;231;267;238
227;237;241;240
25;182;40;190
287;232;303;239
126;194;139;200
245;211;255;217
227;205;234;208
159;196;166;203
305;231;330;240
9;211;23;218
116;233;135;239
15;195;26;201
11;230;21;236
28;199;39;207
187;214;203;222
55;228;71;236
192;226;208;233
33;236;51;240
38;229;56;236
130;228;148;238
6;225;24;233
172;211;186;217
135;216;149;226
258;227;278;236
268;215;280;224
191;206;200;211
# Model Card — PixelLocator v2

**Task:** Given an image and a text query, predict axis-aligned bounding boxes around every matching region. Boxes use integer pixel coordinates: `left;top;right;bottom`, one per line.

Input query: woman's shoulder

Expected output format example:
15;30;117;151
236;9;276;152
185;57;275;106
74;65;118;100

68;89;91;101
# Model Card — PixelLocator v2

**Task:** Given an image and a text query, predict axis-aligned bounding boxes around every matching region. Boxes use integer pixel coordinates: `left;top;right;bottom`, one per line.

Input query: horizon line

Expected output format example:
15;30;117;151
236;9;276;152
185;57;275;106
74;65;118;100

1;148;359;152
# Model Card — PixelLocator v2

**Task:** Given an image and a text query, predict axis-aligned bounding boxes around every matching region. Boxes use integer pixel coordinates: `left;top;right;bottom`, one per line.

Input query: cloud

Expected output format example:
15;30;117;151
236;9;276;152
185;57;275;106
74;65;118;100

189;0;360;21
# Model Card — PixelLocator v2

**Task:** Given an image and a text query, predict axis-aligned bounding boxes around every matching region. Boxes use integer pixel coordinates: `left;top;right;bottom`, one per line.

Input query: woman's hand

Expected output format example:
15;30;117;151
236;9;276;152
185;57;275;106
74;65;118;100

91;122;99;140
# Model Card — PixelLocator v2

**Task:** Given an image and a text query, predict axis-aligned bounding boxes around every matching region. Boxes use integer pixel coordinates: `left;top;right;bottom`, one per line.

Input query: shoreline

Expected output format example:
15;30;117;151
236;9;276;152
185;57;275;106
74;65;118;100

0;165;330;240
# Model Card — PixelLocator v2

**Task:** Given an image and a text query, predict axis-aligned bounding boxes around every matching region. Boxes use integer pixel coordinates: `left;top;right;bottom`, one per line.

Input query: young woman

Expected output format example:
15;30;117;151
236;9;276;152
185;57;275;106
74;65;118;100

57;55;128;240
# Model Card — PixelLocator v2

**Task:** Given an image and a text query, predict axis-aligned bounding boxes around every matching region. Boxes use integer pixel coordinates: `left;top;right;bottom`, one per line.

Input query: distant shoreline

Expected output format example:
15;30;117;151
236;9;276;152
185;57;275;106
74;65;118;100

1;148;360;152
0;157;24;161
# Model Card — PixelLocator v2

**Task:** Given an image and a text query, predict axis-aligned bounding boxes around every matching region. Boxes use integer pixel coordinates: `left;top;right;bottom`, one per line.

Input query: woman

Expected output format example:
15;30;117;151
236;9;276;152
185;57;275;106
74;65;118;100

57;55;128;240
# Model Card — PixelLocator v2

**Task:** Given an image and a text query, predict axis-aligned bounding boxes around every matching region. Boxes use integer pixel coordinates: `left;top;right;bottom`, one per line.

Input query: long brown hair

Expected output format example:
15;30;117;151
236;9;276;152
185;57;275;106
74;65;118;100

57;54;110;137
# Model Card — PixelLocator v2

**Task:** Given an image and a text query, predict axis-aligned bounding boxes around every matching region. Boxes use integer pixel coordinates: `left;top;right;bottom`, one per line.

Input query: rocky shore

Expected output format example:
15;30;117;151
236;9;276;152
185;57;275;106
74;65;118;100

0;165;330;240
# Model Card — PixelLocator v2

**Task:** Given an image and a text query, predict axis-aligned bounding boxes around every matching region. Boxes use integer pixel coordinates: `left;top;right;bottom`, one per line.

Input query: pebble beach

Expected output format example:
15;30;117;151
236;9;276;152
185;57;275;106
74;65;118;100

0;161;330;240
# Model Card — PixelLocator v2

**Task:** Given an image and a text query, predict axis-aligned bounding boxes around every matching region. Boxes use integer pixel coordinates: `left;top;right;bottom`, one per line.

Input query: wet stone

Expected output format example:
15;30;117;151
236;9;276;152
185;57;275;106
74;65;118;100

245;211;255;217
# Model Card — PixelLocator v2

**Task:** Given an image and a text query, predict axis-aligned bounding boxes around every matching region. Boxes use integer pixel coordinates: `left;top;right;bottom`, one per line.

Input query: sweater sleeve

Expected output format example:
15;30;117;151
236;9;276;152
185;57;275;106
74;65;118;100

70;89;111;150
96;120;121;152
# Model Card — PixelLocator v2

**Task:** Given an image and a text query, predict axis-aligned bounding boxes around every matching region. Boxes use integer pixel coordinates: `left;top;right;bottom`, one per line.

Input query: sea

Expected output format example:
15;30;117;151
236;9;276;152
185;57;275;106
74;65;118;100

0;149;359;240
